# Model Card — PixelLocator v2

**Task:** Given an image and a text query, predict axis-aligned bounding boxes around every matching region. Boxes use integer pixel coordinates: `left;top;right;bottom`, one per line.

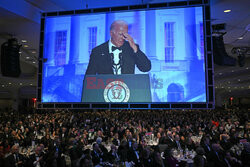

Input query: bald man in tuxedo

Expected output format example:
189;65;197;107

85;20;151;75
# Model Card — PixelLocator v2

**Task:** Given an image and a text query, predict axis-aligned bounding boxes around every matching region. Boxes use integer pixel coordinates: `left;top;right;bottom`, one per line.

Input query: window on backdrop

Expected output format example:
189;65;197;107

88;27;97;56
54;31;67;66
164;22;175;63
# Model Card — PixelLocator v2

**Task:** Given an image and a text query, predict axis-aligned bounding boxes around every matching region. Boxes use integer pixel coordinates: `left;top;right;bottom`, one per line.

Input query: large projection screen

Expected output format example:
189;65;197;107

38;2;214;109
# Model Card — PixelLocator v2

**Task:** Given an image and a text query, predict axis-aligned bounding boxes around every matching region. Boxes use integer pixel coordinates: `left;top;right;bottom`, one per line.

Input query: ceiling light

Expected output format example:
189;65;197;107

246;67;249;70
222;86;224;88
26;57;30;59
229;90;231;92
1;85;4;87
238;79;241;81
219;73;222;75
20;83;22;85
31;51;36;54
23;45;29;48
19;51;22;54
232;70;234;72
238;37;243;40
224;9;231;13
21;40;27;43
8;82;11;85
30;83;33;86
32;61;36;63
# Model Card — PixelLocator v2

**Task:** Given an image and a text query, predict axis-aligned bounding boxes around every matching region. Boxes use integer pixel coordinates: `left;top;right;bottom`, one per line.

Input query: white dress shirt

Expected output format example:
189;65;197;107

109;40;122;75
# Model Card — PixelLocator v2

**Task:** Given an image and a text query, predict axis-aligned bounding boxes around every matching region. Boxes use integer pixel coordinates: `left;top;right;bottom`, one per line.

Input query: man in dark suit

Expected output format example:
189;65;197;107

173;134;185;150
128;142;141;166
85;20;151;75
223;151;241;167
112;133;120;146
27;146;45;167
207;143;226;167
241;142;250;167
108;144;120;164
4;145;26;167
201;136;212;155
165;131;175;148
91;143;104;166
220;134;232;151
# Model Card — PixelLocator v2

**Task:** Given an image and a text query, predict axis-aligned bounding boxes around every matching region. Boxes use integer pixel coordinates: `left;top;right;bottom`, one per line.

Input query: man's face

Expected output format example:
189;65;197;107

62;127;67;133
110;24;128;47
12;146;19;154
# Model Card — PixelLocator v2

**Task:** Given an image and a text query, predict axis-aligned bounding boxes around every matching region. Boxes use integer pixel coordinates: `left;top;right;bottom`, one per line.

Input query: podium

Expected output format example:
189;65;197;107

81;74;152;102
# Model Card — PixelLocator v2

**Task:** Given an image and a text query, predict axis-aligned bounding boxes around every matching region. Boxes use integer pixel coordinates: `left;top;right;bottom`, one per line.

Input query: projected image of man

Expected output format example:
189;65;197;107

85;20;151;75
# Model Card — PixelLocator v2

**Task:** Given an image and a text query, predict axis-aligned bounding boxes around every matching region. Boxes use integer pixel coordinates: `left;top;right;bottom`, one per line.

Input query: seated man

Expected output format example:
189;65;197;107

85;20;151;75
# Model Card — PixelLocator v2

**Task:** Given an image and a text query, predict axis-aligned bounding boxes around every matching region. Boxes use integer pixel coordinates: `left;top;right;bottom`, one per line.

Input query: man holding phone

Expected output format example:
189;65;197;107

85;20;151;75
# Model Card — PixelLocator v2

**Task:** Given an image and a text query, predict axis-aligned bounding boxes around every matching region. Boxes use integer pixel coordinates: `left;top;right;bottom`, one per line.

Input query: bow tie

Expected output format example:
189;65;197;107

112;46;122;51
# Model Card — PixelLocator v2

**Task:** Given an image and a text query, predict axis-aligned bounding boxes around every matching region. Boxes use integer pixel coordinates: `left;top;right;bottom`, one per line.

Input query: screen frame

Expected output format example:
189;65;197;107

37;0;214;109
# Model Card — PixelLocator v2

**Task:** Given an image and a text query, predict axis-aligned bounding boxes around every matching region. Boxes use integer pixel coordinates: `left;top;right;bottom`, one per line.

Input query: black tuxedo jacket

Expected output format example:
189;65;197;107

108;151;119;163
220;140;232;151
27;153;45;167
201;144;212;155
207;151;226;167
91;150;103;166
85;41;151;75
128;148;141;166
4;153;25;167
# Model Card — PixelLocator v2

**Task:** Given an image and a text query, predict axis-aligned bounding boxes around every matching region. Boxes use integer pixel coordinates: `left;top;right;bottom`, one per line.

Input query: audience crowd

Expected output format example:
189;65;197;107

0;108;249;167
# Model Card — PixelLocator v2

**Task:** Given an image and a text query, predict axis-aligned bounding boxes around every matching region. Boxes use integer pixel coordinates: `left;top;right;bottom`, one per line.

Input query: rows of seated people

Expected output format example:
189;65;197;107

0;108;249;167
